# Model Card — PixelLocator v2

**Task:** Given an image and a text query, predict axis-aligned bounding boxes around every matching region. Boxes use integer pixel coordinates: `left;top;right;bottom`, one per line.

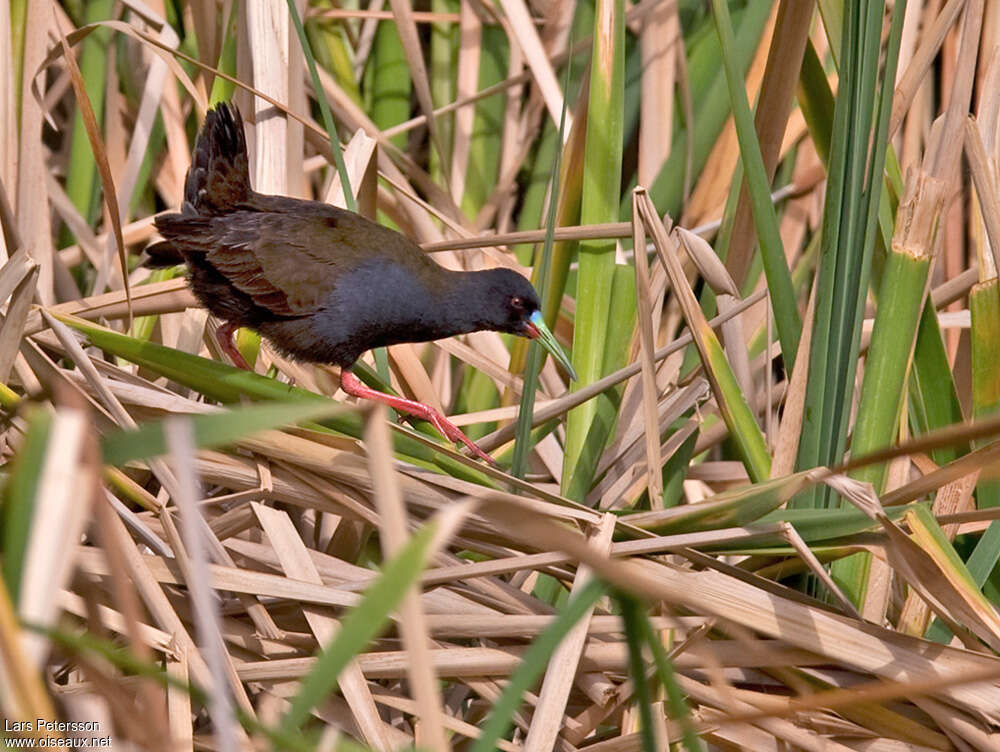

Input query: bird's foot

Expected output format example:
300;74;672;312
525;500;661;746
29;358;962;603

414;406;500;468
216;321;252;370
340;369;499;468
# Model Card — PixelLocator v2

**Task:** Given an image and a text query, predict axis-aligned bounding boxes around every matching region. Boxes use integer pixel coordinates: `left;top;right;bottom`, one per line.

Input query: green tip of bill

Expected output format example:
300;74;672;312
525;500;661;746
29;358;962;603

529;310;577;381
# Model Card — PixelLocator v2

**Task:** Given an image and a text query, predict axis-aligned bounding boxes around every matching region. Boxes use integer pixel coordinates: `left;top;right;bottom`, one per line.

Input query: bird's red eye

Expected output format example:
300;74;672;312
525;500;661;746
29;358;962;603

511;296;525;310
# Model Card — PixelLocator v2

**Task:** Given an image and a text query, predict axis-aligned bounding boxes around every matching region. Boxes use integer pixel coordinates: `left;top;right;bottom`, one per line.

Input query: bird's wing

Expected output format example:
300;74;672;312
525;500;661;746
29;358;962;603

206;206;430;316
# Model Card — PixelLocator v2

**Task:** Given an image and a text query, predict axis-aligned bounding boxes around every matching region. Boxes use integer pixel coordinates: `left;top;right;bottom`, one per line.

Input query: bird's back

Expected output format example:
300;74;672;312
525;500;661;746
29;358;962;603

149;103;441;327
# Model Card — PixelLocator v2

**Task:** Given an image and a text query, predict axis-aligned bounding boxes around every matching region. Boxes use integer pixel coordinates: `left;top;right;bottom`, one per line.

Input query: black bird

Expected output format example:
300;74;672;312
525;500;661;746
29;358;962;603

147;103;575;464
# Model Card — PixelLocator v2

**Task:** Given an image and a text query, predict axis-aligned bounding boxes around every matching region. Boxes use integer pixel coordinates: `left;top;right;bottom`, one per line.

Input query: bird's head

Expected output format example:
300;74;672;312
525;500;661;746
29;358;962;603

474;268;577;381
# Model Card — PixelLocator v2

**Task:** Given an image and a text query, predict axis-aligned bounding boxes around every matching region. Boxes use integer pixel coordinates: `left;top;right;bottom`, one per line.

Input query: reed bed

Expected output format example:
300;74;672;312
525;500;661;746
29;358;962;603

3;0;1000;750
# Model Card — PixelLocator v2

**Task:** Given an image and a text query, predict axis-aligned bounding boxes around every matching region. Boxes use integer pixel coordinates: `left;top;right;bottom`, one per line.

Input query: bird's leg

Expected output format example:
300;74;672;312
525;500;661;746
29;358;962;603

215;321;252;370
340;368;498;467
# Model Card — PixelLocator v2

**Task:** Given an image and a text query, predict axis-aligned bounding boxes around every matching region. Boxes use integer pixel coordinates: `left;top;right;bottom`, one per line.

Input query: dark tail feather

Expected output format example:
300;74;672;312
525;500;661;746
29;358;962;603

183;103;251;214
146;104;248;268
143;240;185;267
149;214;213;266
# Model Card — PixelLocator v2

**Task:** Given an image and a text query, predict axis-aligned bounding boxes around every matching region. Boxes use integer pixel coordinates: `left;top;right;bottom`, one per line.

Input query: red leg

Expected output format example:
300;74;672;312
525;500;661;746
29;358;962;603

216;321;252;370
340;368;498;467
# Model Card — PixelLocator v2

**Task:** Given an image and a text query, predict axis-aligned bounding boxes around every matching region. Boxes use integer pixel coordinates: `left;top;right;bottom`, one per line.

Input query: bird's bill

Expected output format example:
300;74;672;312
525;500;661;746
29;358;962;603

526;310;577;381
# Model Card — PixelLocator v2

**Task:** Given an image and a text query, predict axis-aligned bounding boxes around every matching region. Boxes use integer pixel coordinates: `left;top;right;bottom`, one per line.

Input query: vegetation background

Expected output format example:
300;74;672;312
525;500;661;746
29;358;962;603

3;0;1000;749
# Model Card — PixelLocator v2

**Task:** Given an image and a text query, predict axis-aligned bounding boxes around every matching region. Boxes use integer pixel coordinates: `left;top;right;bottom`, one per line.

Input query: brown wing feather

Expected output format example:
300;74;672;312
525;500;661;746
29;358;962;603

156;209;310;317
158;187;441;318
153;103;443;321
206;201;437;316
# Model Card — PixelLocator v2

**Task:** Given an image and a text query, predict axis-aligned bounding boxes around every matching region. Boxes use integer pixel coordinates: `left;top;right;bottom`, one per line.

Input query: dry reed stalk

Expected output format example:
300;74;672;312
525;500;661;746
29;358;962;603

365;407;448;750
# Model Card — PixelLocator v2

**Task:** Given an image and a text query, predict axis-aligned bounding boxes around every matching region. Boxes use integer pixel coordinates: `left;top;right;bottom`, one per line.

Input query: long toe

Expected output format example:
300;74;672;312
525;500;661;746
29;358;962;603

399;406;498;467
433;415;500;468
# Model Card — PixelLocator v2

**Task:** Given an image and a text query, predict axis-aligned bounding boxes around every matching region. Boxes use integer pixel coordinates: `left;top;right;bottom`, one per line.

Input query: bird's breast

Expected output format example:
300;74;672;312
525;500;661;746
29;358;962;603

310;260;451;358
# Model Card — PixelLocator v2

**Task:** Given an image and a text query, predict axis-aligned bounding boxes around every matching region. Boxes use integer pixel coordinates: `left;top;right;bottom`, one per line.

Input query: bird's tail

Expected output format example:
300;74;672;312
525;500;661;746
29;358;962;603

180;102;251;215
146;104;249;266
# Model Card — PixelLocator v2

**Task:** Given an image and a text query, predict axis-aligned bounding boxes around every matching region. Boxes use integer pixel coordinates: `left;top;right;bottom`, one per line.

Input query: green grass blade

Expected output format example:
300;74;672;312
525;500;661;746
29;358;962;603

510;345;545;478
755;504;916;548
643;201;771;483
851;174;946;492
840;174;943;605
128;269;177;342
816;0;844;68
563;264;637;500
905;504;1000;647
460;25;506;215
367;21;411;151
1;408;52;603
453;24;511;439
660;420;698;508
305;12;362;106
512;70;572;478
469;578;607;752
969;279;1000;508
851;253;932;491
61;0;113;240
508;103;586;379
208;2;239;105
643;0;772;218
909;302;966;466
798;22;964;474
53;312;489;481
563;0;626;499
798;41;835;166
924;278;1000;642
696;323;771;483
711;0;801;371
428;0;458;182
619;594;657;752
286;0;355;213
625;471;814;536
795;0;906;508
278;520;441;733
638;607;706;752
100;400;354;467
